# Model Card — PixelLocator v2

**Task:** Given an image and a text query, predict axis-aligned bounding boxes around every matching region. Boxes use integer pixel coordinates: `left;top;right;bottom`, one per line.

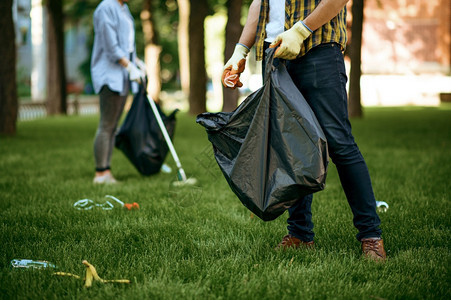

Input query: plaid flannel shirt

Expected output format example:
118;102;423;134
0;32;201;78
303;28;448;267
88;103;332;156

255;0;348;61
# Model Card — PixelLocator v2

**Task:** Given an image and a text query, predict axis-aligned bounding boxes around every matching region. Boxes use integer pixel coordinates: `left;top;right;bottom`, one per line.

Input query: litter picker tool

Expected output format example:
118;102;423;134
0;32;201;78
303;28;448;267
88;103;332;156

144;81;197;186
105;195;139;210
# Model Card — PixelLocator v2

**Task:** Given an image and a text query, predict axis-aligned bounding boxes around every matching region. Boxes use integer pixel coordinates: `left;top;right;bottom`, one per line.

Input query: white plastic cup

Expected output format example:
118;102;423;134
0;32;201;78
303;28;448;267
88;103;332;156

376;201;389;212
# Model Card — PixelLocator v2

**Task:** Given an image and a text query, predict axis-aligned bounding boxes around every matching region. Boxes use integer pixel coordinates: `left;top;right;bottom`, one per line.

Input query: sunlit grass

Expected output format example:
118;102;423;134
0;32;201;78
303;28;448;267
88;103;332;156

0;106;450;299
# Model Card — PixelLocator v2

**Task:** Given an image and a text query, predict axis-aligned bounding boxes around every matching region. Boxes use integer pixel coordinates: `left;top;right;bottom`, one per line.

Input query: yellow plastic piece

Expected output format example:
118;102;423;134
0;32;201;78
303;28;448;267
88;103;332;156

53;260;130;288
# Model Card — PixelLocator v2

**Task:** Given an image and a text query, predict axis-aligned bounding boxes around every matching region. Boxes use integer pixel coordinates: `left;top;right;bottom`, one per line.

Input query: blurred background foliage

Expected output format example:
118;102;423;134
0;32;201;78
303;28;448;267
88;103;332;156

66;0;180;90
64;0;251;91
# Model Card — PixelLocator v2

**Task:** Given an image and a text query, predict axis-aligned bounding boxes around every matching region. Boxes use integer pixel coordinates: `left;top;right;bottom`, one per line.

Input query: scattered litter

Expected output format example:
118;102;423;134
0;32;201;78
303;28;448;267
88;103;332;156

54;271;80;279
73;198;113;210
13;259;131;288
10;259;57;269
161;163;172;174
376;201;389;212
73;196;139;211
53;260;130;288
105;195;140;210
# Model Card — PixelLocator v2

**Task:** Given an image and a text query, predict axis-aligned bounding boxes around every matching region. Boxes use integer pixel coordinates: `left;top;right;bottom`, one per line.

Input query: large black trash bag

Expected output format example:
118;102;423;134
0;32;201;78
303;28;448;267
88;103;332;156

115;84;177;176
196;48;328;221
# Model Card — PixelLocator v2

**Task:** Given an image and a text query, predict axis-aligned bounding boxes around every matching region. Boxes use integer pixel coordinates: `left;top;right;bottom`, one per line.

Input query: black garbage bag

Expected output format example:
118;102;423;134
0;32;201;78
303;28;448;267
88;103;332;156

196;48;328;221
115;85;177;176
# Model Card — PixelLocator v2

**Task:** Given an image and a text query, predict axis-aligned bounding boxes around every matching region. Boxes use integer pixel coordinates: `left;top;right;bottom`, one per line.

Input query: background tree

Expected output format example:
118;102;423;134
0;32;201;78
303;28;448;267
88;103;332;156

141;0;162;102
222;0;243;112
65;0;98;92
46;0;67;115
151;0;179;91
348;0;364;118
177;0;190;97
187;0;209;115
0;0;18;135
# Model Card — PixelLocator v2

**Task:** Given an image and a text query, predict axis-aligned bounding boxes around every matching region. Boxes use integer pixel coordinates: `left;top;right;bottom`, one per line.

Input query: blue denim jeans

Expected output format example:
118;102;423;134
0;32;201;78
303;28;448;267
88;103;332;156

263;43;382;241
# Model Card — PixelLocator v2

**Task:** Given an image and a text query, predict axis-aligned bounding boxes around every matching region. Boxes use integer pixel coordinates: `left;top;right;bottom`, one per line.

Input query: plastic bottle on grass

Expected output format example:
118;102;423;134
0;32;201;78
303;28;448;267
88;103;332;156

10;259;57;269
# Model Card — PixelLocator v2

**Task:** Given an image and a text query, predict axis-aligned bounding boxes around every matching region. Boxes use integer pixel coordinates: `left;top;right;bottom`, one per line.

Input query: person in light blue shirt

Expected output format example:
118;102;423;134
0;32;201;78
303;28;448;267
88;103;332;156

91;0;145;184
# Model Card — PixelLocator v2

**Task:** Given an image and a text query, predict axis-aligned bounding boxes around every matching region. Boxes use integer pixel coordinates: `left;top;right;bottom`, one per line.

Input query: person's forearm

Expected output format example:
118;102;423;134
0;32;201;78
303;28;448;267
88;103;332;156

238;0;261;49
303;0;349;31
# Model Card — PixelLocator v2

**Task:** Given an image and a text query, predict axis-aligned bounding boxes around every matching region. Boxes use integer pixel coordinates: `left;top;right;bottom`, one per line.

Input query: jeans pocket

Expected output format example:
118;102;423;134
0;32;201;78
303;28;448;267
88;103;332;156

311;46;344;89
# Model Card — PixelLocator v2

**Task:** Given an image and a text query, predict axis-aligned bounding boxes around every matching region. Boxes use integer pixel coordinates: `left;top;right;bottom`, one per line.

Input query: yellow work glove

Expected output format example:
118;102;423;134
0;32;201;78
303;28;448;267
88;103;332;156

222;43;250;89
270;21;312;60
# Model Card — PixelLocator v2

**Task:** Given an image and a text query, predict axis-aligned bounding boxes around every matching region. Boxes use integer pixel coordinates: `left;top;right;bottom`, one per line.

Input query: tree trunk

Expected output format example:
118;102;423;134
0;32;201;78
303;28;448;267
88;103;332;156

177;0;190;96
141;0;162;103
0;0;18;135
188;0;208;115
348;0;363;118
46;0;67;115
222;0;243;112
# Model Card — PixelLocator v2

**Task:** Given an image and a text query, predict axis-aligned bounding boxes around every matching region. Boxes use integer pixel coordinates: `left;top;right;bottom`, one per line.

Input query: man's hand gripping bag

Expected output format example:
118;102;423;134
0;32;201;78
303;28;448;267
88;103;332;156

196;48;328;221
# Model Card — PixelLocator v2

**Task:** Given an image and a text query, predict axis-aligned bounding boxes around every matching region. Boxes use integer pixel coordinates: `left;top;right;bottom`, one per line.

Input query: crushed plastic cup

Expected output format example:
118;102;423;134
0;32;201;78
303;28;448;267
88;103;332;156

376;201;389;212
223;73;239;88
74;196;139;211
11;259;57;269
73;198;113;210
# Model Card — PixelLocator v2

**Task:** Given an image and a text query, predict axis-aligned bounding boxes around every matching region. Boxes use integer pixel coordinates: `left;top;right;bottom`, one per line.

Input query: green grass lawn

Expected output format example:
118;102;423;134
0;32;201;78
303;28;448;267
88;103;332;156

0;106;450;299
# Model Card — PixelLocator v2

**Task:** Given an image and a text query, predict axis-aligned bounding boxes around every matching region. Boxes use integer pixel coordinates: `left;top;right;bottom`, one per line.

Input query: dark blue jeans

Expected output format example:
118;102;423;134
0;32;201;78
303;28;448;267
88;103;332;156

263;43;382;241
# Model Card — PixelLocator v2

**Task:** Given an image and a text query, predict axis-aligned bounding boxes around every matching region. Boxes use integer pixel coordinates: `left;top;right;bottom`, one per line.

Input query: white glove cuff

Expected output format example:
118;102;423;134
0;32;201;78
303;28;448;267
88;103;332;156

234;43;250;58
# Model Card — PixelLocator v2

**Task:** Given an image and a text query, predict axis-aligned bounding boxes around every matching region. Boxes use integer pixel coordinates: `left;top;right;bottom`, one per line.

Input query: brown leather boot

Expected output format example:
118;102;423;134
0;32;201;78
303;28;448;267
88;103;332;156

361;238;386;262
275;234;314;250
